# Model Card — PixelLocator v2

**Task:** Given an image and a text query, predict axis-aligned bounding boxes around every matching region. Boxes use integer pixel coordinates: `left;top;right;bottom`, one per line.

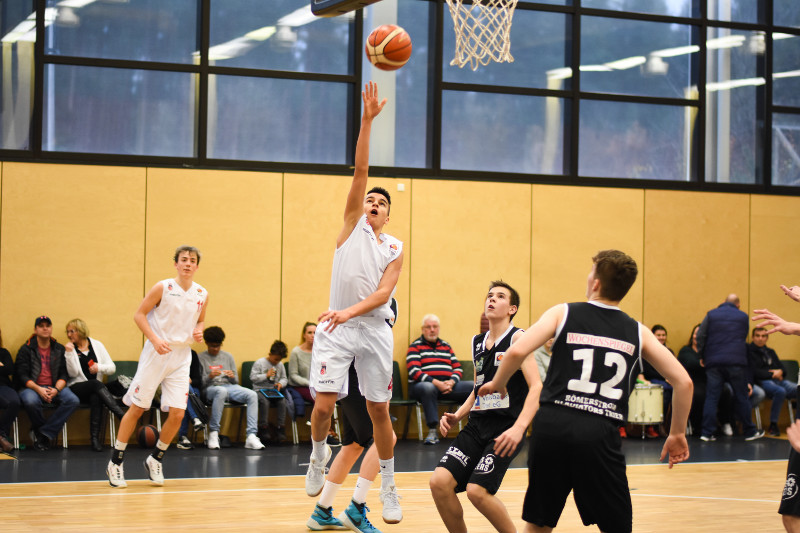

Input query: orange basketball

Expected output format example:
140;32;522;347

365;24;412;71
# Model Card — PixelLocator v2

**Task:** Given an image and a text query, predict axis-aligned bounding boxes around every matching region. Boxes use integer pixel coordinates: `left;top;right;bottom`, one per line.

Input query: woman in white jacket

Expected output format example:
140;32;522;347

64;318;125;451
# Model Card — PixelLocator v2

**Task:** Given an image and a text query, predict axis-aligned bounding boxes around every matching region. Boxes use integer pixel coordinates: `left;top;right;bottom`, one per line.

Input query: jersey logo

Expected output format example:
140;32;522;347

494;352;505;366
167;282;173;290
475;357;484;373
784;474;799;500
388;377;393;391
320;362;327;375
475;454;495;474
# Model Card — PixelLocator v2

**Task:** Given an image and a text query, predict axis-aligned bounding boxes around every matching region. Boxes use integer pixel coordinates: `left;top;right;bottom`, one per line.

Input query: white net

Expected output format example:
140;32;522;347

445;0;518;71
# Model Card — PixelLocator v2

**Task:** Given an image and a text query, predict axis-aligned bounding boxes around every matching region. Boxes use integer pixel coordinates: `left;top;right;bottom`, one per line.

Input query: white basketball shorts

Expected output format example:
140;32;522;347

124;343;191;412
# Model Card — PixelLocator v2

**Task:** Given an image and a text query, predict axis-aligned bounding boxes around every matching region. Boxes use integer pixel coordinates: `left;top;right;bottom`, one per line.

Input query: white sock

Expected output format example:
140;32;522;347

156;440;169;451
318;480;341;508
379;457;395;490
352;476;373;504
312;438;327;461
114;440;128;451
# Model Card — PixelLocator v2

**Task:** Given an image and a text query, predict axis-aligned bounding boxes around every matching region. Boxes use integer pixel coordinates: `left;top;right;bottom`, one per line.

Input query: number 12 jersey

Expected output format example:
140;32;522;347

540;301;642;425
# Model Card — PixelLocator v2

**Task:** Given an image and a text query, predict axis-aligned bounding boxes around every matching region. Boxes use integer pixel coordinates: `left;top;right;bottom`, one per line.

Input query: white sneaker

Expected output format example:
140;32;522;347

106;460;127;488
192;418;204;432
208;431;220;450
244;433;265;449
722;423;733;436
144;455;164;486
380;485;403;524
305;444;332;497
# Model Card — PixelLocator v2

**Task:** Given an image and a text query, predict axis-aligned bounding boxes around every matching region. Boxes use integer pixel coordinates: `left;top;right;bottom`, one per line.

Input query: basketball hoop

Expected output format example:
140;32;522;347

445;0;518;70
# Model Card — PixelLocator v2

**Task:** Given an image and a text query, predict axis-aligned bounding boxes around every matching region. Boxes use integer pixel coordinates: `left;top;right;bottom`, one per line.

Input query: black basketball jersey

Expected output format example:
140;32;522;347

471;324;528;420
540;302;642;425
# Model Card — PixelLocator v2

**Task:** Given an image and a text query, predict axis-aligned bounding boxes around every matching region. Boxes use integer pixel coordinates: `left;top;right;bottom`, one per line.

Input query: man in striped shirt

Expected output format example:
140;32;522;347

407;314;474;444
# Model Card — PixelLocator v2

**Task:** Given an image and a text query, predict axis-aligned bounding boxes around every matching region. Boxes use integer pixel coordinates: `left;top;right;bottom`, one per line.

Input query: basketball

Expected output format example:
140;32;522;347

137;424;159;448
365;24;412;71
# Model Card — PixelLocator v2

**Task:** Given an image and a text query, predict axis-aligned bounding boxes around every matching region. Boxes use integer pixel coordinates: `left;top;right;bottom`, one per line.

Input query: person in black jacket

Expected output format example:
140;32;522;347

16;316;79;450
748;326;797;436
0;328;19;452
176;350;204;449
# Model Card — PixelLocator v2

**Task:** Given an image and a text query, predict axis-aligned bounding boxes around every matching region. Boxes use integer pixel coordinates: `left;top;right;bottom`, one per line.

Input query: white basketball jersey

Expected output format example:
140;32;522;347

147;278;207;346
329;214;402;323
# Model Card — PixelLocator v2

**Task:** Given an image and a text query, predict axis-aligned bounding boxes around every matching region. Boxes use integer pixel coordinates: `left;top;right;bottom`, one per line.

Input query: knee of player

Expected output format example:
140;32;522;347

366;400;390;416
465;483;491;506
429;467;456;494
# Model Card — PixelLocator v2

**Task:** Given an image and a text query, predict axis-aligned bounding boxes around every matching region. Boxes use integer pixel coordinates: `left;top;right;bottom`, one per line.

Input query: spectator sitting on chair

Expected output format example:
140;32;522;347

64;318;126;452
176;349;204;450
198;326;264;450
16;315;79;451
251;340;290;445
748;326;797;437
0;328;19;453
634;324;675;439
407;314;474;444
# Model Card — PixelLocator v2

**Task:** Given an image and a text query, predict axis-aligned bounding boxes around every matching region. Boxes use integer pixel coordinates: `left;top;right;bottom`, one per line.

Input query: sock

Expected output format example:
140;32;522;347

379;457;395;490
352;476;373;504
111;440;127;465
312;438;327;461
318;480;341;508
151;440;169;462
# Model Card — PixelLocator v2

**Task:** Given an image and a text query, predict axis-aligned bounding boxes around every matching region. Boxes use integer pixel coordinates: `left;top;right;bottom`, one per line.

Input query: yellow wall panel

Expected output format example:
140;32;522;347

410;179;532;361
750;195;800;360
531;185;644;323
281;174;412;366
145;168;282;361
0;162;145;359
643;190;750;354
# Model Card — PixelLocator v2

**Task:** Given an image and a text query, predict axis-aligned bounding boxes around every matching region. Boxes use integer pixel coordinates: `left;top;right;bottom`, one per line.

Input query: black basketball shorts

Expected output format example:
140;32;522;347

437;415;521;495
523;404;632;533
779;448;800;517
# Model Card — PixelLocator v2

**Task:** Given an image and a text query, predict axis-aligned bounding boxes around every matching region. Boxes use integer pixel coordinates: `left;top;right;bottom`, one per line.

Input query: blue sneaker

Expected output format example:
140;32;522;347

338;499;382;533
307;504;346;530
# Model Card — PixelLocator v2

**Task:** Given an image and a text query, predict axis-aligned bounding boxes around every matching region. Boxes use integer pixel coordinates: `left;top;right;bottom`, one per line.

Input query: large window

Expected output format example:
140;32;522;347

0;0;798;190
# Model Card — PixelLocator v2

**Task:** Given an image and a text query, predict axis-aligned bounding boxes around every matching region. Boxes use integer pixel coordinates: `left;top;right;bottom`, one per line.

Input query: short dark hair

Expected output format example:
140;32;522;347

203;326;225;344
592;250;638;302
687;324;700;347
489;280;520;319
651;324;667;335
752;326;768;338
174;245;201;265
269;340;288;358
367;186;391;214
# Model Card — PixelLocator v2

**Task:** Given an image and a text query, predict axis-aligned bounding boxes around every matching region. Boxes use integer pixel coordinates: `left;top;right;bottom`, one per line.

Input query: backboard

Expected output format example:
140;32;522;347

311;0;383;17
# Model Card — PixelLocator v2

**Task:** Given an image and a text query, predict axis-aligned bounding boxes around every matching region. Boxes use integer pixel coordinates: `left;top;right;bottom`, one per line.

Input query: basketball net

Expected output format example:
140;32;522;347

445;0;518;70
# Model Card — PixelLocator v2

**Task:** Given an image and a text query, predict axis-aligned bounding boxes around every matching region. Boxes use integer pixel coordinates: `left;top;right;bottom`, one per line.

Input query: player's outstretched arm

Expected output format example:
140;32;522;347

781;285;800;303
134;282;171;355
478;304;563;397
493;354;542;457
337;81;388;248
752;308;800;336
440;389;476;437
319;249;403;332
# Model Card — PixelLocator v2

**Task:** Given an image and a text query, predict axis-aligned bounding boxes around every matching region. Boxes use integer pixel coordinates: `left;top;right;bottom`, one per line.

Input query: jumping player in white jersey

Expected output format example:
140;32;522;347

305;81;404;531
106;246;208;488
479;250;692;533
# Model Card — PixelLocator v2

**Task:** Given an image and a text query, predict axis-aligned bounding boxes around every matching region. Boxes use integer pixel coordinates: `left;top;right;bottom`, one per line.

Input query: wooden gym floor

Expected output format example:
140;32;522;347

1;436;792;532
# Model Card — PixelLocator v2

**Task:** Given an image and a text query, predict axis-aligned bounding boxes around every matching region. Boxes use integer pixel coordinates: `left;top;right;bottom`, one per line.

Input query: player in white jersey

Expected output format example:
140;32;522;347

106;246;208;489
305;81;404;530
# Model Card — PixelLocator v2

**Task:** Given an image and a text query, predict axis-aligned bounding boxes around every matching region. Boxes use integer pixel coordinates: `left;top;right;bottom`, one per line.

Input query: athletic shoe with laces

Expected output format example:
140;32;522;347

192;418;204;432
699;434;716;442
106;460;127;488
338;499;381;533
307;504;347;530
745;429;765;441
176;435;194;450
305;444;332;497
244;433;265;449
144;455;164;486
379;485;402;524
208;431;220;450
423;428;439;445
722;423;733;436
